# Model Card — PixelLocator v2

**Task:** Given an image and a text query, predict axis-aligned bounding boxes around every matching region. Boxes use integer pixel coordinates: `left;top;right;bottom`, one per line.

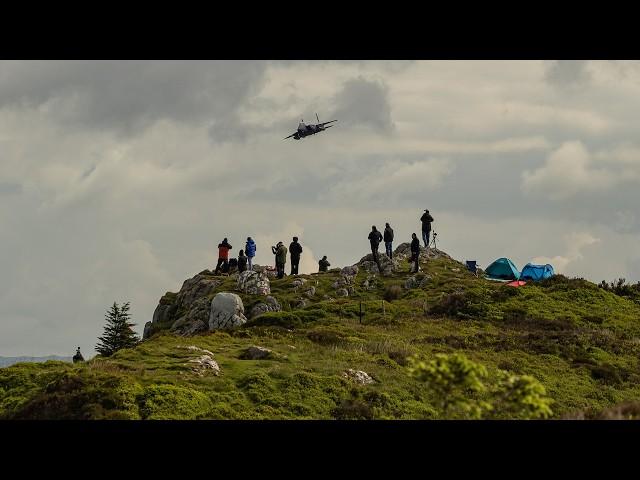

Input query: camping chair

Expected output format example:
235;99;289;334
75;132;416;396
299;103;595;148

466;260;479;277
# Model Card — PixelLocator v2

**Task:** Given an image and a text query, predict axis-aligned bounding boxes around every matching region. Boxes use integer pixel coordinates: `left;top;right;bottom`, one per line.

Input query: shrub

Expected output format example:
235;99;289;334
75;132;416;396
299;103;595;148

331;398;373;420
138;384;213;420
384;284;403;302
429;290;488;319
407;353;553;419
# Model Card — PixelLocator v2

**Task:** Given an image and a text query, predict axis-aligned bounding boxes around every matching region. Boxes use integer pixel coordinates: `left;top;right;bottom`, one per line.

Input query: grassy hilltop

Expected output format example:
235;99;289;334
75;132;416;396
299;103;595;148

2;248;640;420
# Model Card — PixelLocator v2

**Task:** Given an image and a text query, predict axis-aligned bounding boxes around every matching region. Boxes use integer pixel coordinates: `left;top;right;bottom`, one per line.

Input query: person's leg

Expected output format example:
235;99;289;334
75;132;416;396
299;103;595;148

248;257;253;271
414;253;419;273
422;231;428;248
290;261;295;276
214;258;223;274
293;259;299;275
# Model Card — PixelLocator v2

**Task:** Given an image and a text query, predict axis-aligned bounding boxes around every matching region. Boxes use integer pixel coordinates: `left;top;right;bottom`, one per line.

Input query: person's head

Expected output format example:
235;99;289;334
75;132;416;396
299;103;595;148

223;237;228;242
424;209;429;213
239;249;244;256
412;233;417;239
372;225;377;231
293;236;298;242
385;222;390;228
322;255;327;260
247;236;252;242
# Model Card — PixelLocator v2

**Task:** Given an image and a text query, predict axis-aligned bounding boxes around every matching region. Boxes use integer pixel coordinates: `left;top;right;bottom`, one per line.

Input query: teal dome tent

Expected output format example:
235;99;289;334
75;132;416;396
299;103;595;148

484;258;520;281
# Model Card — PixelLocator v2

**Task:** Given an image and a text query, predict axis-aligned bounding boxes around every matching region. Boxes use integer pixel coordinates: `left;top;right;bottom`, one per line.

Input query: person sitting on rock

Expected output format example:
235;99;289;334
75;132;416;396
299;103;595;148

245;237;256;272
411;233;421;273
214;237;233;274
384;222;394;259
73;347;84;363
289;236;303;275
319;256;331;272
238;249;248;273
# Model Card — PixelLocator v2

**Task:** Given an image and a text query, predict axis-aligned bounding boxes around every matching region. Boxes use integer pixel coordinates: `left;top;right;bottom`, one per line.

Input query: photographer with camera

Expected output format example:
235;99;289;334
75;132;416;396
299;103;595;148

420;209;434;249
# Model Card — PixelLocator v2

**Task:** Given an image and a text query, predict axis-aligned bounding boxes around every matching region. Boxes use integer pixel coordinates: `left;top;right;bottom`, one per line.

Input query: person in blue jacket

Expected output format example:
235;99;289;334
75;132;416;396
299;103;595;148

245;237;256;272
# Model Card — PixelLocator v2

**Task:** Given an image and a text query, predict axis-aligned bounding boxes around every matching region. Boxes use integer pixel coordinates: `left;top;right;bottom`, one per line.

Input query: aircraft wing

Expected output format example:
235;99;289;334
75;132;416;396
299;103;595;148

319;120;337;126
283;132;297;140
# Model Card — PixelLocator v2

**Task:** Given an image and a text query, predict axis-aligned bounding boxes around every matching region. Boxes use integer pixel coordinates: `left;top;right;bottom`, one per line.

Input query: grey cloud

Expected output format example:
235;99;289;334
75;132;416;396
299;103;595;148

545;60;591;87
0;182;22;194
0;61;268;136
331;76;394;133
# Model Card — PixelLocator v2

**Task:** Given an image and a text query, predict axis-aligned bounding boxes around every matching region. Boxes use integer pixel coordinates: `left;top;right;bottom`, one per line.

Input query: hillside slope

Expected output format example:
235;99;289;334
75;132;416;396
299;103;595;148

2;246;640;420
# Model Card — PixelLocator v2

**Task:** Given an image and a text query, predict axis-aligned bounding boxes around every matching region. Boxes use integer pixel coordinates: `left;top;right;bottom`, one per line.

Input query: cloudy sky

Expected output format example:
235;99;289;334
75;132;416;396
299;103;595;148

1;60;639;356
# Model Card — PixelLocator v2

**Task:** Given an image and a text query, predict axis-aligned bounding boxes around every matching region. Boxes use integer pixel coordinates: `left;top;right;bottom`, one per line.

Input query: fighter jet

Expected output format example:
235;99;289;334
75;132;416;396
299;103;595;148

283;113;337;140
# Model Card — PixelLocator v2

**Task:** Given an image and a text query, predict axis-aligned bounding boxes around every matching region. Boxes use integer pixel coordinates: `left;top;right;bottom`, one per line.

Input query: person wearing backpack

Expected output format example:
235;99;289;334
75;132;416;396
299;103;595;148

214;238;233;274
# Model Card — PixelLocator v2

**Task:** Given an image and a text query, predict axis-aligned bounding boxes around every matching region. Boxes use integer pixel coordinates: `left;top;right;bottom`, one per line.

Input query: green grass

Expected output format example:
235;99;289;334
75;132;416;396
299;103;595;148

3;253;640;419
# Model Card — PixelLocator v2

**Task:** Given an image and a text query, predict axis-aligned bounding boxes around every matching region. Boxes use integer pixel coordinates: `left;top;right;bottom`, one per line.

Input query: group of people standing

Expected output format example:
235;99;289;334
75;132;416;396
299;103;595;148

214;235;326;279
213;209;434;278
368;209;434;273
214;236;257;275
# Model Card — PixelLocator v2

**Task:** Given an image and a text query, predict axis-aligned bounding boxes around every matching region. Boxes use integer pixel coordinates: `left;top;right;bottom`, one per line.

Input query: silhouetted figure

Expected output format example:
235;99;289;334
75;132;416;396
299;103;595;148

411;233;420;273
245;237;256;271
319;256;331;272
214;238;233;274
368;225;383;273
238;250;248;273
289;236;303;275
384;222;394;259
73;347;84;363
272;242;288;279
420;209;434;249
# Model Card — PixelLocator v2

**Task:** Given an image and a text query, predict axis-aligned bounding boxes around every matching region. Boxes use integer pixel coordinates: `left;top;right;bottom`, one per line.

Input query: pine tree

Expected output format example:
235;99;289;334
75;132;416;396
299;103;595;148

95;302;140;357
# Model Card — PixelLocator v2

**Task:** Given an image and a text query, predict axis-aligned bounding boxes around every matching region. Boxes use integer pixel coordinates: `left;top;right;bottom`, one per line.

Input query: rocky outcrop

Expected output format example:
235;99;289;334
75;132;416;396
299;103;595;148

237;270;271;295
240;346;274;360
358;253;400;276
342;369;375;385
248;296;281;319
209;292;247;330
405;273;432;289
180;345;220;376
144;272;222;339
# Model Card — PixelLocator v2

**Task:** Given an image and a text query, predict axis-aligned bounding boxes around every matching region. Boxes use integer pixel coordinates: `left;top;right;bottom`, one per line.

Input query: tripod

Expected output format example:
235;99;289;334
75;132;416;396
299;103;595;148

429;231;438;250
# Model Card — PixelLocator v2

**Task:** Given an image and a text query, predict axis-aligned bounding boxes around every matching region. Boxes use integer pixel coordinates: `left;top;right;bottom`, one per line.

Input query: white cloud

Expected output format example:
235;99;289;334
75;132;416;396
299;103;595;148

532;232;600;273
522;141;618;199
323;158;453;203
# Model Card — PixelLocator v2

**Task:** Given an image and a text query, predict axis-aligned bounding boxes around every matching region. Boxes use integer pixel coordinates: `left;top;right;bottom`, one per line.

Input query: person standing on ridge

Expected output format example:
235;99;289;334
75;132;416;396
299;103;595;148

245;237;256;271
272;242;288;279
237;249;248;273
319;256;331;272
384;222;394;259
368;226;383;261
214;237;233;274
410;233;420;273
289;236;303;275
420;209;434;249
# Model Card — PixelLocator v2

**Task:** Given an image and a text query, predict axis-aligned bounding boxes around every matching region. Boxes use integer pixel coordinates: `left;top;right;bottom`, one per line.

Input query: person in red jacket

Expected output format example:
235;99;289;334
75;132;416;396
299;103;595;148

214;238;233;274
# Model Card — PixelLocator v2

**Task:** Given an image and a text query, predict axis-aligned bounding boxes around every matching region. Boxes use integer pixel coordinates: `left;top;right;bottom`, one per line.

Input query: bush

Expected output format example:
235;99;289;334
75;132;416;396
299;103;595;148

429;290;488;319
407;353;553;419
384;285;403;302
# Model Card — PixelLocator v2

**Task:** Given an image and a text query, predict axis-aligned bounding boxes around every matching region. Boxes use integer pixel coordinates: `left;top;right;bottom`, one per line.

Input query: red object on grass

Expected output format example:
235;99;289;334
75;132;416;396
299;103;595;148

506;280;527;288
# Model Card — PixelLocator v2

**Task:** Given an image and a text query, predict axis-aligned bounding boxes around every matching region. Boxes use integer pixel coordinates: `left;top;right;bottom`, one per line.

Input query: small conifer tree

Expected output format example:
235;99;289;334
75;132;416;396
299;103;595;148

95;302;140;357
